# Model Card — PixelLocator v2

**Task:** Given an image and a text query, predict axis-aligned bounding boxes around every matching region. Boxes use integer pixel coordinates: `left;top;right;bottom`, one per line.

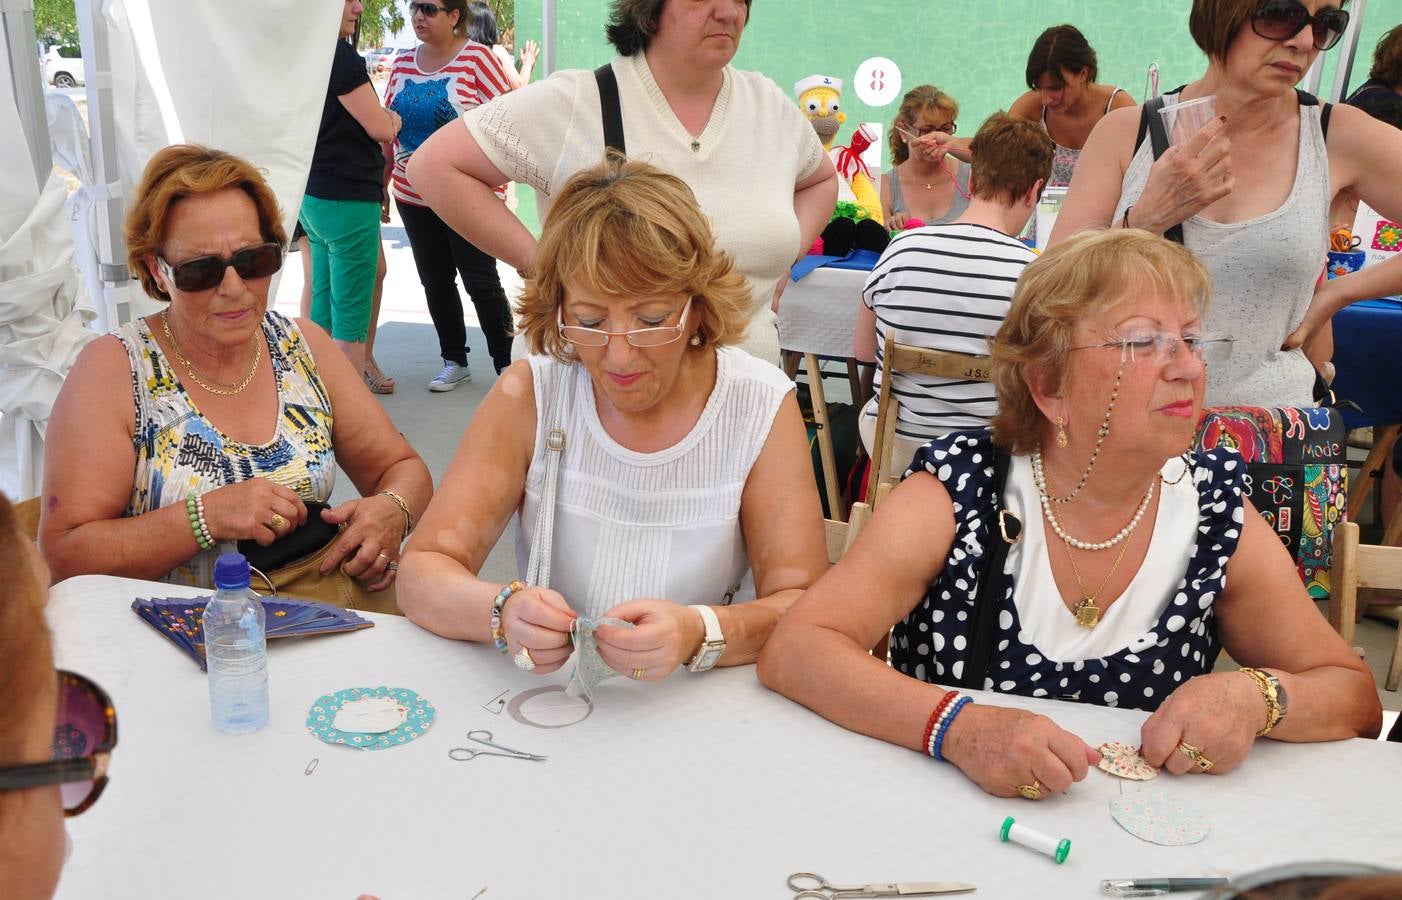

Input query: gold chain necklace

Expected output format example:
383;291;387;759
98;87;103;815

1060;513;1138;628
160;311;262;396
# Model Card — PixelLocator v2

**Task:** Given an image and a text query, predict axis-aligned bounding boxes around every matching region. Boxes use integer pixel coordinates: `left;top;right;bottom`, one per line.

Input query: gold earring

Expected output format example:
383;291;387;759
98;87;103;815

1055;416;1068;448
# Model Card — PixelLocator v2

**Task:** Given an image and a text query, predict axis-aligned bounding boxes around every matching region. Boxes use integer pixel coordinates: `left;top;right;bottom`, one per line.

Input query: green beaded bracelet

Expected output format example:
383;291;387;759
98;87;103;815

186;493;212;550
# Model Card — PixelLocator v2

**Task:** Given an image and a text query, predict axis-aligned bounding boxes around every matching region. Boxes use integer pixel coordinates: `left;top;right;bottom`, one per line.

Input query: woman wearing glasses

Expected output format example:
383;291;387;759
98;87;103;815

1051;0;1402;409
407;0;837;367
39;145;431;598
398;157;828;680
0;493;116;899
384;0;515;389
761;230;1380;800
881;86;971;232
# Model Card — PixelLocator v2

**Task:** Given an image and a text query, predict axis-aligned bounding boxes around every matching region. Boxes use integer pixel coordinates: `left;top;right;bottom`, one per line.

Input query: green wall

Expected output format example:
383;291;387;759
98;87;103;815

513;1;1401;229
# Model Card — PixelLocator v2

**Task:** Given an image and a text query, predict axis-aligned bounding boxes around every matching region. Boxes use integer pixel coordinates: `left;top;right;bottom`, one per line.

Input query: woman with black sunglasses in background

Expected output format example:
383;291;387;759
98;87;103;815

1052;0;1402;410
38;145;430;602
0;493;116;898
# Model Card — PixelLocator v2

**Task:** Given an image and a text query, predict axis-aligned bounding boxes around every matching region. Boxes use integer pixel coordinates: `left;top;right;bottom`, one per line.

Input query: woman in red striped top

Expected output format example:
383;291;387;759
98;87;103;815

384;0;515;391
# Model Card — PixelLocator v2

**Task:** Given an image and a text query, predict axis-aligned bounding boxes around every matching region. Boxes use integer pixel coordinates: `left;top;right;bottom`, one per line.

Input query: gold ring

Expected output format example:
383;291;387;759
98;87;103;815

1194;754;1215;772
1015;780;1044;801
269;513;286;530
385;560;399;572
631;667;646;680
1177;740;1213;771
377;551;390;561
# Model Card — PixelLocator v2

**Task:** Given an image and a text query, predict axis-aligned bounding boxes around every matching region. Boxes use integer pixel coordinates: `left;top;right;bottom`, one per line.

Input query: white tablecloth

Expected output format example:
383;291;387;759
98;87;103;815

777;267;868;359
49;575;1402;899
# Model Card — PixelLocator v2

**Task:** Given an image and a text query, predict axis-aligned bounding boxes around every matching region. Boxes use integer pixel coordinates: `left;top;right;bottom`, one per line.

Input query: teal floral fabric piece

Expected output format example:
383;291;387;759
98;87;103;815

566;616;633;702
305;686;435;751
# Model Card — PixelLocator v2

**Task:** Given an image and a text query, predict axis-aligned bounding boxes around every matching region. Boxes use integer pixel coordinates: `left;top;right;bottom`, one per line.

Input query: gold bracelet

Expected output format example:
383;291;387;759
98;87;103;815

1238;667;1283;737
377;490;414;536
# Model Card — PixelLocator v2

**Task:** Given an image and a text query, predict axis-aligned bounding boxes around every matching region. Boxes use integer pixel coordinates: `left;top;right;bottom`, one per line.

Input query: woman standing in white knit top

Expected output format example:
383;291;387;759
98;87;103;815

406;0;838;365
398;157;828;680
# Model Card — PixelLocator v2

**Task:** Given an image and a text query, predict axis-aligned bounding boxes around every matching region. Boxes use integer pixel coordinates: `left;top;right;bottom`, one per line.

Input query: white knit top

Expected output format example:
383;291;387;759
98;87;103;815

463;52;826;365
514;348;795;618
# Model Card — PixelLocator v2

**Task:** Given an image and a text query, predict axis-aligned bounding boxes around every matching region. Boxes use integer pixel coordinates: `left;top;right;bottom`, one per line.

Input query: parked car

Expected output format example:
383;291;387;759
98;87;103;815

43;45;85;88
360;46;396;77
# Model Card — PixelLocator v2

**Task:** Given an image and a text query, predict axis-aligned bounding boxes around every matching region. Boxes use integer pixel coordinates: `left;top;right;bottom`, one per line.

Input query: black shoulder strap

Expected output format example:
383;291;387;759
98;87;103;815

1137;90;1188;246
594;64;626;155
1294;88;1332;138
959;449;1021;690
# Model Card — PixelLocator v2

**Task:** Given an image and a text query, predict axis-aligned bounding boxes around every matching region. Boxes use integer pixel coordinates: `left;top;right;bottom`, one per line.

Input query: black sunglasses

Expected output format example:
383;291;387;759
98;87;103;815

410;2;448;16
0;671;117;817
156;242;283;293
1251;0;1350;51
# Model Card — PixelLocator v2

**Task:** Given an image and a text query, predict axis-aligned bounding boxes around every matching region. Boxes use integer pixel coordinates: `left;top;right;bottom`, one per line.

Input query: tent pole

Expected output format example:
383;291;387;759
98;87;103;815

541;0;554;77
1329;0;1368;103
76;0;129;332
2;0;52;188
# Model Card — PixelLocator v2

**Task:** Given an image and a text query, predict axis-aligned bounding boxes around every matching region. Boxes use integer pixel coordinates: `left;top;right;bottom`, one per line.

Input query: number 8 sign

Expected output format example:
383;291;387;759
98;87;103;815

854;57;902;107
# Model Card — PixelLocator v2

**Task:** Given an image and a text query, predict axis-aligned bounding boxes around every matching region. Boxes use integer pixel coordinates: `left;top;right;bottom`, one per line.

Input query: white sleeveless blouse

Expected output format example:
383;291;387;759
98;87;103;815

515;348;795;618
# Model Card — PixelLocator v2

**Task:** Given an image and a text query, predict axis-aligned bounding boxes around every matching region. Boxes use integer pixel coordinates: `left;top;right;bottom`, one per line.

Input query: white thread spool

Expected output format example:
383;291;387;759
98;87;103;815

1000;816;1071;864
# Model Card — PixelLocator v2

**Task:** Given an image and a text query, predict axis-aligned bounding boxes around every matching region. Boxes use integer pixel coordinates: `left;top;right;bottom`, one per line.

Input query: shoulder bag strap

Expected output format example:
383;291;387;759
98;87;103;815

1140;90;1188;246
958;449;1022;690
525;367;570;587
594;64;626;155
1294;89;1332;139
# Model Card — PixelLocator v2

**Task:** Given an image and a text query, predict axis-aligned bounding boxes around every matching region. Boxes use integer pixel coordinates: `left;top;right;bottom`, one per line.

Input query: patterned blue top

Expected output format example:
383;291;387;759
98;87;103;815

890;430;1248;712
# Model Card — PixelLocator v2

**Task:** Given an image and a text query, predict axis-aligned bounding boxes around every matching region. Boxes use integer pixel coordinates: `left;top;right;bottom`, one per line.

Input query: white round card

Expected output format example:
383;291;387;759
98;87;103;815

853;57;902;107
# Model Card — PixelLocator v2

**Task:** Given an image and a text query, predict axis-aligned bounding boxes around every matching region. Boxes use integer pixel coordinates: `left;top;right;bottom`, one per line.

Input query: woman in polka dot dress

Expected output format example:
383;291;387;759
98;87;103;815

759;229;1381;801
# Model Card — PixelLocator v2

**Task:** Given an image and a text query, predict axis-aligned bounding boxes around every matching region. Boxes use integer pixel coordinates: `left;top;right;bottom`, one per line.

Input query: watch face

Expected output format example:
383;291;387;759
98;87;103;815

694;643;724;671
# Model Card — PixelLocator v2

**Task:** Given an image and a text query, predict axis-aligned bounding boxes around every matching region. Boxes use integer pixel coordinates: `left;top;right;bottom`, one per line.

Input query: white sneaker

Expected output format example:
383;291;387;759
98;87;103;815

428;360;472;392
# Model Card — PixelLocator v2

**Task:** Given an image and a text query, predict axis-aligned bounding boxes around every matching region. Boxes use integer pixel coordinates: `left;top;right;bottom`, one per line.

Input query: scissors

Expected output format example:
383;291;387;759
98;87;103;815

1330;227;1362;252
787;872;976;898
447;729;547;762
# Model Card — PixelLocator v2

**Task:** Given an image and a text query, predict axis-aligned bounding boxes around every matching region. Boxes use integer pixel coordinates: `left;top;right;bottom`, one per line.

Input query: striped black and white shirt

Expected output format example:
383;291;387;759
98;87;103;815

860;223;1035;441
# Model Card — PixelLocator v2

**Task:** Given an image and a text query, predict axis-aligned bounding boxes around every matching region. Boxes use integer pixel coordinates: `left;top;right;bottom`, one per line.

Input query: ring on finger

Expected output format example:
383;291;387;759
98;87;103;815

1015;780;1044;801
269;512;287;530
630;667;646;680
1177;740;1213;770
385;560;399;573
514;646;536;672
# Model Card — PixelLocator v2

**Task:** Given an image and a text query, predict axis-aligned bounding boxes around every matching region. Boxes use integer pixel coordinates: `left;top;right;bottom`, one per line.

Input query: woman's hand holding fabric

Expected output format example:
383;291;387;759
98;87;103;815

593;599;706;681
202;477;307;546
1129;116;1232;235
503;587;577;674
1140;672;1265;776
888;210;910;232
318;495;407;590
941;704;1100;798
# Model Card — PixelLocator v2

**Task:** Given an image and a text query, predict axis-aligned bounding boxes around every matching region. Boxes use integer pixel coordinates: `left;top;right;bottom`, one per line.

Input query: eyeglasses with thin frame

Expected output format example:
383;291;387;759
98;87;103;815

410;2;448;17
1069;331;1235;366
558;297;694;348
894;120;956;143
156;242;283;294
0;670;117;817
1251;0;1350;52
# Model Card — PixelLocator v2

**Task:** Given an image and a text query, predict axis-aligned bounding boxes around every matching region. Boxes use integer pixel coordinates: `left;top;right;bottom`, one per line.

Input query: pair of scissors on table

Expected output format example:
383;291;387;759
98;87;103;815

787;872;976;898
447;729;546;762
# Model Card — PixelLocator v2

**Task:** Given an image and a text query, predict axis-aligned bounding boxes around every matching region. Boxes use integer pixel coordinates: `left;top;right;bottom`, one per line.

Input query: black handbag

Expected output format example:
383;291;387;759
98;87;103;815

958;450;1021;690
237;501;338;572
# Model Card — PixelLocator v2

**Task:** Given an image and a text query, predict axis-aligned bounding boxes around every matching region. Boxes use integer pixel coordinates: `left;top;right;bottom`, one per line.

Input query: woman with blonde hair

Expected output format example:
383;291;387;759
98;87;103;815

398;155;828;680
882;85;970;231
762;229;1379;800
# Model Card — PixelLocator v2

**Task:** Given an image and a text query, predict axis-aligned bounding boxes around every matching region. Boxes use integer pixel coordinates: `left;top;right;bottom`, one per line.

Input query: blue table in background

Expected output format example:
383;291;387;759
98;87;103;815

1333;298;1402;430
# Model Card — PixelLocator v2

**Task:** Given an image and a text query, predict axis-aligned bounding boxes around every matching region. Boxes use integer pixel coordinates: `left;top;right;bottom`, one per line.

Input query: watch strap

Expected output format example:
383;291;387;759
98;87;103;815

687;605;724;672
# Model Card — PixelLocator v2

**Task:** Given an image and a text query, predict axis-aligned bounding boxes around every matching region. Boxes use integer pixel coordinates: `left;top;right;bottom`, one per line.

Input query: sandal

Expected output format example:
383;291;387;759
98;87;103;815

363;367;396;395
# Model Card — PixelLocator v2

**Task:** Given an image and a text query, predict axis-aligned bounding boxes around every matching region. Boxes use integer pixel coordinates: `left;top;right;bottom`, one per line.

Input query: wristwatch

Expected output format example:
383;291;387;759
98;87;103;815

686;605;725;672
1240;667;1289;736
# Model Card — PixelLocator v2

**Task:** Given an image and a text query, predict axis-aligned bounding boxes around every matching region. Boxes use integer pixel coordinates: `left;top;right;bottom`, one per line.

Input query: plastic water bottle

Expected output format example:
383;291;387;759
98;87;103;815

203;552;269;734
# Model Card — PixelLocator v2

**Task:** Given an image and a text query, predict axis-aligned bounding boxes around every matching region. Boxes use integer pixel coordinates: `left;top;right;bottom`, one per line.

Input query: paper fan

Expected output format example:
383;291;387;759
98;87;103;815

132;596;374;669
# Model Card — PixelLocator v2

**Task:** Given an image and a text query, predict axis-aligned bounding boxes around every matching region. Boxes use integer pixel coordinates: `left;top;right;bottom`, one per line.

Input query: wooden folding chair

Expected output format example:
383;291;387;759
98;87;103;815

824;501;871;565
865;332;992;508
1347;424;1400;541
785;352;862;524
1330;521;1402;690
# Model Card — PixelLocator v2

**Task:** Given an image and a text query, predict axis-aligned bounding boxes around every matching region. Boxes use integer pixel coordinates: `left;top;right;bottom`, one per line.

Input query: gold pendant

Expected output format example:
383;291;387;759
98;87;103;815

1072;598;1101;628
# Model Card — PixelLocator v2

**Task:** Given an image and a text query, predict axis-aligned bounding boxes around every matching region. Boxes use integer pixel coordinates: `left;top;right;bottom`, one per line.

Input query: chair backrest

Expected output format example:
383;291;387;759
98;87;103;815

1331;521;1402;639
865;331;991;507
824;502;871;564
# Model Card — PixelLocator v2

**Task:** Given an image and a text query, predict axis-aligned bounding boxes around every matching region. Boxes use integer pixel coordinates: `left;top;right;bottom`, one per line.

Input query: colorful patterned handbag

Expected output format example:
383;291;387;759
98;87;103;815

1196;406;1347;598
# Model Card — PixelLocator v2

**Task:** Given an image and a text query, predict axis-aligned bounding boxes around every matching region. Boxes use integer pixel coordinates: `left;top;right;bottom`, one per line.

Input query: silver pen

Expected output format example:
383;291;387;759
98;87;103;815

1102;878;1230;897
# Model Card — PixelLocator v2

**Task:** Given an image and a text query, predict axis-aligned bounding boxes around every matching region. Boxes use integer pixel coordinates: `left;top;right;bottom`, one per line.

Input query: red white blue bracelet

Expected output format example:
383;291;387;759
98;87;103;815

931;695;974;761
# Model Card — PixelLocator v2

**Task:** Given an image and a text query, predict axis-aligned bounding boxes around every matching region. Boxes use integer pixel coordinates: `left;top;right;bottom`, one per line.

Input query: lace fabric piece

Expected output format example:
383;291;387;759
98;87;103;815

565;616;634;703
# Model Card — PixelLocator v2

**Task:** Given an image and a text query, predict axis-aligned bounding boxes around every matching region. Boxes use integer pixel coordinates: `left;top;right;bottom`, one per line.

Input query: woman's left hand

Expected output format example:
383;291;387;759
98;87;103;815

1140;672;1267;776
318;495;407;590
1282;275;1345;351
593;599;705;681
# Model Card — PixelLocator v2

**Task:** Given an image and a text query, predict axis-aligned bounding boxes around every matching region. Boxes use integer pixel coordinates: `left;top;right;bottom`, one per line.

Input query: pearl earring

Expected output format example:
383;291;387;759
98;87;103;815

1055;416;1068;448
689;334;701;347
562;340;574;353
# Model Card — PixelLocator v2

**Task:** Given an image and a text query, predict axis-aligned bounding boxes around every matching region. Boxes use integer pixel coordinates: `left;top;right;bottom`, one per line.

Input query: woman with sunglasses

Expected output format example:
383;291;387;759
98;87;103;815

406;0;838;367
384;0;516;390
881;85;972;232
39;145;431;600
1051;0;1402;409
398;156;828;682
0;493;116;899
760;229;1381;801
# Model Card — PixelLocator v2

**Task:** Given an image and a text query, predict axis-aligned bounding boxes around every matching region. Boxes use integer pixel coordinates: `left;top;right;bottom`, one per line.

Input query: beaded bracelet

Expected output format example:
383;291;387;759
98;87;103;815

186;492;213;550
490;580;525;653
377;490;414;537
932;696;974;762
926;691;963;758
922;691;958;756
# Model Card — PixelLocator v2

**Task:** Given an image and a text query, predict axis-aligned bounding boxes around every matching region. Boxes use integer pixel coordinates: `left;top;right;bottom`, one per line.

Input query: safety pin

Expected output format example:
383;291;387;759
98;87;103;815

304;758;319;776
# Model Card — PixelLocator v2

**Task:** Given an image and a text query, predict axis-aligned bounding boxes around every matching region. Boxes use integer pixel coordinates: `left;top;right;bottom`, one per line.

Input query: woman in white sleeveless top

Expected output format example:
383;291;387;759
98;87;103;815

398;157;828;680
1050;0;1402;408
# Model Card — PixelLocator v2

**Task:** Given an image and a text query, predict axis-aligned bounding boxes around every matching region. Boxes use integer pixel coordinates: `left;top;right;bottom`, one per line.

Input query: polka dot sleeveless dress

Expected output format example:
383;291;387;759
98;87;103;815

890;430;1248;712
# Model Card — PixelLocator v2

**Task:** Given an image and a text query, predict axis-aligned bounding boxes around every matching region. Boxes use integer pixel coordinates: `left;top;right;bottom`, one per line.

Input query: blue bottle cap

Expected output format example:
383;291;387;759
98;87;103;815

213;552;251;589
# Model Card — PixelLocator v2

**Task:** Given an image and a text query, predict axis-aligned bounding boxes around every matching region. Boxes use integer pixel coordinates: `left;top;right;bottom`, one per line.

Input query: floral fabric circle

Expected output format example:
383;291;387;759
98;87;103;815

305;686;435;751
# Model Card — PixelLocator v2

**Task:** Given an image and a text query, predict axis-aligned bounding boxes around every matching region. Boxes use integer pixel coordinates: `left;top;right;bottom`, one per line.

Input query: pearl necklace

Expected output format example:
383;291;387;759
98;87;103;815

1032;451;1157;551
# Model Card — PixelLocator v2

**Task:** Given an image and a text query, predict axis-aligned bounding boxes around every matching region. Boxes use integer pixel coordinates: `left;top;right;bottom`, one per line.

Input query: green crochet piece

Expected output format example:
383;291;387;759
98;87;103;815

829;201;869;224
